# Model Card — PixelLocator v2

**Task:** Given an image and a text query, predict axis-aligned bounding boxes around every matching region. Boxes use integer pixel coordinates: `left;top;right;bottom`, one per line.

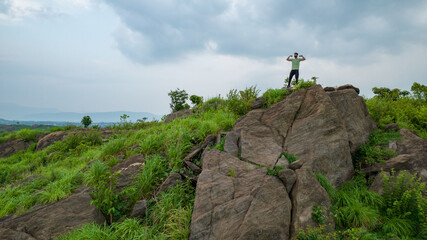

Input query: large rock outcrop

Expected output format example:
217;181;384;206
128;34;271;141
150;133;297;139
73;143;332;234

190;149;292;240
0;188;105;240
191;85;377;239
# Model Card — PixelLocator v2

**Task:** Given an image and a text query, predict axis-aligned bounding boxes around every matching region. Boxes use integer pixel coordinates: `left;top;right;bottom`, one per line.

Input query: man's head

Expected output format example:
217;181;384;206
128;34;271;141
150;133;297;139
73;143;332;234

294;52;298;58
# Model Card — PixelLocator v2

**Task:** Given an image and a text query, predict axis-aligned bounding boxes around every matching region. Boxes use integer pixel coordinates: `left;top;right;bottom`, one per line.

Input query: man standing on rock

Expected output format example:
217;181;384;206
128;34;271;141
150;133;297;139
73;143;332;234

286;52;306;88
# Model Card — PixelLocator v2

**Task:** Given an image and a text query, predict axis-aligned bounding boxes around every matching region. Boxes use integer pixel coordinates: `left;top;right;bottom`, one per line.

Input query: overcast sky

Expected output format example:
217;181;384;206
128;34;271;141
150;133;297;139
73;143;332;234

1;0;426;116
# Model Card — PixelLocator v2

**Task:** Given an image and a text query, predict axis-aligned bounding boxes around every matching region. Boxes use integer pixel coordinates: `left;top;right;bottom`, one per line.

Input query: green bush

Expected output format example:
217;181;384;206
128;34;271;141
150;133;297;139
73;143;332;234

226;86;260;116
190;95;203;106
353;130;400;169
262;88;291;108
81;116;92;128
15;128;44;142
294;77;318;90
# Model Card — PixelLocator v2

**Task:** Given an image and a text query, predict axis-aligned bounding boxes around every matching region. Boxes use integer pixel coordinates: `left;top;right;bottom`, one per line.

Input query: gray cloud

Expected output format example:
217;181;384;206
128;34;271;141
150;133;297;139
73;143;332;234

103;0;427;64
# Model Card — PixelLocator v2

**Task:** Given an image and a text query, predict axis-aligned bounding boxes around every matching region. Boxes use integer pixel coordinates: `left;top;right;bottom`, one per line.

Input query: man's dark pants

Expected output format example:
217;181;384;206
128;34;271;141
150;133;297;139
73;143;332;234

287;69;299;87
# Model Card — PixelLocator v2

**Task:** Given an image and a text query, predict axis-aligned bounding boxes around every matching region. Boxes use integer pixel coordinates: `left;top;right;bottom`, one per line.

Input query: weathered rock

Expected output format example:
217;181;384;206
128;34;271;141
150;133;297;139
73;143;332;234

276;155;289;168
0;228;37;240
0;188;105;240
0;138;36;158
369;172;390;194
223;132;239;157
336;84;360;94
184;160;202;174
164;109;193;124
190;150;292;240
36;131;67;151
363;128;427;182
328;88;377;153
201;134;217;149
130;200;147;218
184;147;202;161
111;154;145;193
251;97;265;109
284;85;353;186
323;87;336;92
290;166;333;238
383;123;399;132
278;169;297;194
158;173;183;193
289;160;304;170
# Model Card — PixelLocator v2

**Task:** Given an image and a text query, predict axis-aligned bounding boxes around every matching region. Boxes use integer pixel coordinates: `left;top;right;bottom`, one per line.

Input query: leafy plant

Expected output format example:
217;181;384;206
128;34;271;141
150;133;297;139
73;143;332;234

190;95;203;106
226;86;260;116
294;77;318;90
168;89;189;112
262;88;291;108
312;205;327;226
279;152;298;164
228;168;236;178
81;116;92;128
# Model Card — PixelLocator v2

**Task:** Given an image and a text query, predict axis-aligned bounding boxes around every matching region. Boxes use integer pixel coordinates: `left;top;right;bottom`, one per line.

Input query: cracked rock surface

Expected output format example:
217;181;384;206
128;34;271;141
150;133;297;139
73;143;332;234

190;85;377;239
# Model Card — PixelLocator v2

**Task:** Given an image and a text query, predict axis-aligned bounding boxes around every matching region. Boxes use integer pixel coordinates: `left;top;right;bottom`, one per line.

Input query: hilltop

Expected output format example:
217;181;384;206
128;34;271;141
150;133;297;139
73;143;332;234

0;80;426;240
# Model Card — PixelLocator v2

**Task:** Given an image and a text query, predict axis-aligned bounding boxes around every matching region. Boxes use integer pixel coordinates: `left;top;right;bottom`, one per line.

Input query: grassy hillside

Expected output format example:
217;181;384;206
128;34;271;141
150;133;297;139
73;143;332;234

0;80;425;240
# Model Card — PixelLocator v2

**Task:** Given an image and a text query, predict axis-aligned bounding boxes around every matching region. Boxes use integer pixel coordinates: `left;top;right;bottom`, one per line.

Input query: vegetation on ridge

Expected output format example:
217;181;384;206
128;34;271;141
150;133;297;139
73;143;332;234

0;80;425;239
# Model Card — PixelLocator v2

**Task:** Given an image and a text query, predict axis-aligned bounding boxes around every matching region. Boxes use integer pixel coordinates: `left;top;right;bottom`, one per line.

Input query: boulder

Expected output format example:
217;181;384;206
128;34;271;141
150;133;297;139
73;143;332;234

184;160;202;174
251;97;265;109
328;88;377;153
158;173;183;193
164;109;193;124
130;200;147;218
290;166;334;238
111;154;145;193
0;188;105;240
190;149;292;240
369;172;390;194
336;84;360;94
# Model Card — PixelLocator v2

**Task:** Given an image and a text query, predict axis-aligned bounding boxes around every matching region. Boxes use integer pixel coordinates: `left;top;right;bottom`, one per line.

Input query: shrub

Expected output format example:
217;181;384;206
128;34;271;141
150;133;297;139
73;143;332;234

262;88;291;108
168;89;189;112
81;116;92;128
226;86;260;116
15;128;43;142
312;205;327;226
190;95;203;106
294;77;318;90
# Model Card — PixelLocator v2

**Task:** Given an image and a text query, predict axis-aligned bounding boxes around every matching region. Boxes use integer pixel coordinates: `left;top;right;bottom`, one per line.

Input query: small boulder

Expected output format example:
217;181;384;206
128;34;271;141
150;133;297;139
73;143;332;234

383;123;399;132
184;160;202;175
36;131;68;151
158;173;183;193
289;160;304;170
278;169;296;194
251;97;265;109
336;84;360;94
369;172;390;194
323;87;336;92
111;154;145;193
164;109;193;124
130;200;147;218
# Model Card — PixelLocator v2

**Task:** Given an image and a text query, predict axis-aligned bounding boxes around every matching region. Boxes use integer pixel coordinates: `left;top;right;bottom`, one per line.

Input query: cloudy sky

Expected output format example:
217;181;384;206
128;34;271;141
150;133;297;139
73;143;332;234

1;0;426;116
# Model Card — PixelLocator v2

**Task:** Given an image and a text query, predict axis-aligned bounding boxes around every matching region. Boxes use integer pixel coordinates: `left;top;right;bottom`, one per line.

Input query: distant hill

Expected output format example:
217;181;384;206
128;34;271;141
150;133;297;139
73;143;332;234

0;102;162;123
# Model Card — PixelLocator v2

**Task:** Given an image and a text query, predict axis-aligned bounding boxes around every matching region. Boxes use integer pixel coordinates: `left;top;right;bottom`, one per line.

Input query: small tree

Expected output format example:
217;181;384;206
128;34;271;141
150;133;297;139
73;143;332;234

168;88;189;112
81;115;92;128
190;95;203;106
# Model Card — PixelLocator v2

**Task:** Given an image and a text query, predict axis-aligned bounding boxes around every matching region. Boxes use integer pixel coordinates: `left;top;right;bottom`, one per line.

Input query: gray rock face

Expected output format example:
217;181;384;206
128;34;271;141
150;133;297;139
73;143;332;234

0;137;39;159
328;88;377;153
278;169;297;194
0;188;105;240
290;166;334;238
190;150;292;240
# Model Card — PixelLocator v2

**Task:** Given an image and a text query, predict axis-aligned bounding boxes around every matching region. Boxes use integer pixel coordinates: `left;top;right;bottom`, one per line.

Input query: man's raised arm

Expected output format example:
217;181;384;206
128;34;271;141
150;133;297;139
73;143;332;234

286;55;292;61
300;55;306;61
